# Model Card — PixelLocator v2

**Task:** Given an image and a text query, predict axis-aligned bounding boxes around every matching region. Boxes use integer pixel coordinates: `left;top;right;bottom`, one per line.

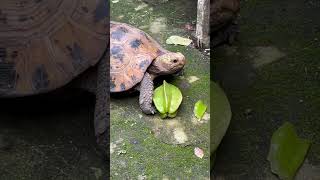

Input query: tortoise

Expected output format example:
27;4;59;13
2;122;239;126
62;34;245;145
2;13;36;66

110;21;186;114
0;0;108;152
211;0;240;47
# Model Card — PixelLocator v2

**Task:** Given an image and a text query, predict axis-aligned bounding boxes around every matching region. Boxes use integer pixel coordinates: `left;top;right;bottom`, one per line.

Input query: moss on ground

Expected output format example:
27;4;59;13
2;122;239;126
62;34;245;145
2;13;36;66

111;0;210;178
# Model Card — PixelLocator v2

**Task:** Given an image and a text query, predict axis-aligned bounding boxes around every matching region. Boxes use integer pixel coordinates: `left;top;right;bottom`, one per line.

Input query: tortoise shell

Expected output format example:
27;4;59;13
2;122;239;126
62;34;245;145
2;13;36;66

110;21;166;92
0;0;108;97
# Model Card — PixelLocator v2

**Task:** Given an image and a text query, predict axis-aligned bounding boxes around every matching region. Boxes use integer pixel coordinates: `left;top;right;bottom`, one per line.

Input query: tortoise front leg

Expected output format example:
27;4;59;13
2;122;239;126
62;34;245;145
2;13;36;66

139;72;156;114
94;57;109;155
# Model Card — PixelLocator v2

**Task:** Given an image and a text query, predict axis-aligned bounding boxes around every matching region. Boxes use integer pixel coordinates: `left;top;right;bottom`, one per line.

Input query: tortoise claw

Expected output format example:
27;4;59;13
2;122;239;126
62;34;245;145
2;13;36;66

141;105;156;115
150;106;156;114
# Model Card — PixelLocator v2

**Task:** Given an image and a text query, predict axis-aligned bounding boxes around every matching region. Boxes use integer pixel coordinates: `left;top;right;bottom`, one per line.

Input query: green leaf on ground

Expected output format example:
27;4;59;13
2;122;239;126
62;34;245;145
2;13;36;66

267;122;311;180
194;100;207;120
153;80;183;118
166;36;192;46
210;82;232;152
210;82;232;168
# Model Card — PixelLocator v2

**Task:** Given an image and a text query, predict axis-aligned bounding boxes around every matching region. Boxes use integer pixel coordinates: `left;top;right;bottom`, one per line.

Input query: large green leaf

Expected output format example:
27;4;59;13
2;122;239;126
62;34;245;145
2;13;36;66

210;82;232;155
153;80;183;118
267;122;311;180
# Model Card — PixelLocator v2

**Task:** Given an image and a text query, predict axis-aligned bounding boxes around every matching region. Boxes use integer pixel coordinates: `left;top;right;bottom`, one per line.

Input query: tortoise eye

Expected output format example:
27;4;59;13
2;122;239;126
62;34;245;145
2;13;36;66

173;59;178;63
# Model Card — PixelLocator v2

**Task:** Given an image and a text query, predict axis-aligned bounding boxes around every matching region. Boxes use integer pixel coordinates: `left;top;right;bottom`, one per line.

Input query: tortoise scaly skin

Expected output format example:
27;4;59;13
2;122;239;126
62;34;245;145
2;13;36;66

0;0;108;155
110;21;186;114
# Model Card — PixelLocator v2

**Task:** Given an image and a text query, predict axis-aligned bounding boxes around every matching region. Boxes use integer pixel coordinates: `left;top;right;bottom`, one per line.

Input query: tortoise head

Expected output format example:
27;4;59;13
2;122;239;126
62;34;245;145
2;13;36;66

148;52;186;75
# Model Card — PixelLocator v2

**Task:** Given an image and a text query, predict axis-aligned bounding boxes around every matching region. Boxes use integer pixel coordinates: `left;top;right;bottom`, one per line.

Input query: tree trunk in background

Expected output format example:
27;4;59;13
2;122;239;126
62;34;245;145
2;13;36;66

196;0;210;48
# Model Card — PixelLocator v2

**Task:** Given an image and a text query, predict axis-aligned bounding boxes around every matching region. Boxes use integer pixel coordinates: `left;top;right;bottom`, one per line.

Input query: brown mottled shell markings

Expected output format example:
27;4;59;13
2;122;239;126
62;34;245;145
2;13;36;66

110;21;167;92
0;0;108;97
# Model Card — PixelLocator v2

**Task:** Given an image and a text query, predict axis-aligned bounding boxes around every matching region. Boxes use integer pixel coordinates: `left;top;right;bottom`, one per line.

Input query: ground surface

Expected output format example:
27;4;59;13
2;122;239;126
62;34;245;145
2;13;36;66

0;91;108;180
213;0;320;179
110;0;210;179
2;0;317;179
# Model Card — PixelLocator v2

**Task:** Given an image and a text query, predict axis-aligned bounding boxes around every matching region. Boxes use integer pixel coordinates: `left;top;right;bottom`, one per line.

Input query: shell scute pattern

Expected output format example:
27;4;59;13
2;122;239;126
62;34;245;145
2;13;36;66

110;22;164;93
129;39;143;49
110;45;124;62
0;0;108;97
111;26;129;41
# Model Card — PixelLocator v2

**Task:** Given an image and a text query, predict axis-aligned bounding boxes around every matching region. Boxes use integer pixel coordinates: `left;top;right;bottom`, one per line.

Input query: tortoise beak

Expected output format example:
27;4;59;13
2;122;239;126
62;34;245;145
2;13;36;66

172;52;186;77
176;52;186;66
173;68;185;77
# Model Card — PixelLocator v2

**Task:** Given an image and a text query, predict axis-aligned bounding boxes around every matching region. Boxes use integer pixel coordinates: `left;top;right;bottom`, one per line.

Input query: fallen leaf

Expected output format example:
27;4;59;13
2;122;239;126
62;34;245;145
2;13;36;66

268;122;311;180
111;0;119;3
166;36;192;46
194;100;207;120
187;76;200;83
194;147;204;158
153;80;183;118
210;82;232;168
